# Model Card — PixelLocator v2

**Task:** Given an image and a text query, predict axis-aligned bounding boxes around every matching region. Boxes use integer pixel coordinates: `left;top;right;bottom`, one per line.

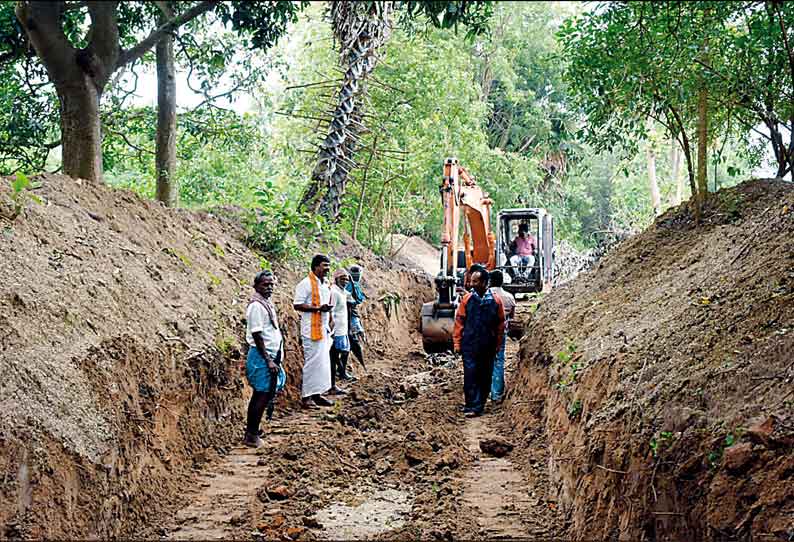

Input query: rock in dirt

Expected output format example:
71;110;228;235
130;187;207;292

479;438;515;458
433;452;460;470
285;526;306;539
746;416;775;447
259;514;286;529
302;516;322;529
375;458;392;475
261;485;291;501
405;441;434;466
723;443;755;472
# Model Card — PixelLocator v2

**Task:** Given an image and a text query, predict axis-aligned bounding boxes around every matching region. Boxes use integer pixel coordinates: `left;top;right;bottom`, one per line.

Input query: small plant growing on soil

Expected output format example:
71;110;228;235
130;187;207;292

706;432;738;469
555;341;581;389
379;292;402;319
567;399;582;420
163;247;192;268
215;335;235;357
2;173;42;221
555;340;578;364
207;272;222;289
650;431;675;458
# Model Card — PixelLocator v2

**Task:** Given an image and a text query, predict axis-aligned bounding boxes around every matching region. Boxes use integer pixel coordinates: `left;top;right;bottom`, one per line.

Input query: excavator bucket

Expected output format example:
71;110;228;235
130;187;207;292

420;301;455;353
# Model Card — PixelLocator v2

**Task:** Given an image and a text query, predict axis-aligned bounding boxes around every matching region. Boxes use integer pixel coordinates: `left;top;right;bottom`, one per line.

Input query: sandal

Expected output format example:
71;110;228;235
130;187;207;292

301;399;319;410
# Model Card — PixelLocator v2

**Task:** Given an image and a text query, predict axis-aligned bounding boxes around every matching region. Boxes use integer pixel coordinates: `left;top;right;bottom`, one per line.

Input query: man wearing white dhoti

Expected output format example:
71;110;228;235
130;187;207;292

293;254;335;409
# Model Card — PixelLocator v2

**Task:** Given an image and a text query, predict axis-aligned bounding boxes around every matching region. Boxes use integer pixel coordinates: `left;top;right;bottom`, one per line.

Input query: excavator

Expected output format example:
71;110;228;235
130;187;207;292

420;157;554;353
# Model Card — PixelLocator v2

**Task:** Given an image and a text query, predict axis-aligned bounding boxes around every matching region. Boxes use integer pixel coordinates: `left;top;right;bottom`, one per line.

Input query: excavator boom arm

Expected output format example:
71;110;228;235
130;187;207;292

440;158;496;277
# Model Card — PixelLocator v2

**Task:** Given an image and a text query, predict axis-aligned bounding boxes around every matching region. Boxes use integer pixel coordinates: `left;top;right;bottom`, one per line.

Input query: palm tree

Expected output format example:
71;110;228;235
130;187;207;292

300;1;393;220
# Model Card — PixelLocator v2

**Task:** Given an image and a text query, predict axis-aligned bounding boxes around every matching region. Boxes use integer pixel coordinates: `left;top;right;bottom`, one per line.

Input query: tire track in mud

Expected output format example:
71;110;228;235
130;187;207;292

155;340;564;540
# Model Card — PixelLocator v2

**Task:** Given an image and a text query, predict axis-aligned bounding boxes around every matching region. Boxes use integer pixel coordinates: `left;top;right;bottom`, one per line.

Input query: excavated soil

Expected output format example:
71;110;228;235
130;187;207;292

390;234;440;277
140;342;564;540
0;174;431;538
4;173;790;541
508;179;794;541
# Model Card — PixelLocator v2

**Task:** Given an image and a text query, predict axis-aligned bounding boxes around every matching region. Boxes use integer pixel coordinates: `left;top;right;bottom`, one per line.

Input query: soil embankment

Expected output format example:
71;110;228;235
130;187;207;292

0;174;430;538
390;234;439;277
508;179;794;540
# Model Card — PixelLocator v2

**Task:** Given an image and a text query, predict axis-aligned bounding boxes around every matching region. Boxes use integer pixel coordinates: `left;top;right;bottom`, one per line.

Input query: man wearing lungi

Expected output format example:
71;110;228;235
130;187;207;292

244;270;284;447
293;254;335;409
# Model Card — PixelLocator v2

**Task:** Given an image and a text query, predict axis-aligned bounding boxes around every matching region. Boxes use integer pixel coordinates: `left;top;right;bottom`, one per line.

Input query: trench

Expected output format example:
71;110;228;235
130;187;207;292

140;337;566;540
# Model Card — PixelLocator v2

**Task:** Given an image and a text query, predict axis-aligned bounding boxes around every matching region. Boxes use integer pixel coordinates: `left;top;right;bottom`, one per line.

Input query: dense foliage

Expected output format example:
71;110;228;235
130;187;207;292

1;1;783;254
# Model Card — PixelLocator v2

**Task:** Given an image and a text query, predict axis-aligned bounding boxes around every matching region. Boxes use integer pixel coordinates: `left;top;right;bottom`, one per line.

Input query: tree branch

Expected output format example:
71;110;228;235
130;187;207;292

15;1;78;82
117;0;216;68
103;124;155;156
86;1;119;86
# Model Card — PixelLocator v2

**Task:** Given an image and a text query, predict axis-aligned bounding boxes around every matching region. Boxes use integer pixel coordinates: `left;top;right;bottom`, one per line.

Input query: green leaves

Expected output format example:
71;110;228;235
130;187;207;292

396;1;494;37
2;172;42;221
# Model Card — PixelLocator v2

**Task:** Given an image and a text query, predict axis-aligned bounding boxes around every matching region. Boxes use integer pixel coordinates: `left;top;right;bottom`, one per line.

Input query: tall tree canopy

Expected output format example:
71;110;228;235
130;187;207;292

559;1;794;201
299;0;494;221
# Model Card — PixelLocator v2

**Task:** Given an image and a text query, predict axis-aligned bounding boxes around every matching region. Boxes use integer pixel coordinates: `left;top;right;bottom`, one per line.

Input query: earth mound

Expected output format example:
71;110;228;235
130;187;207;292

508;179;794;540
390;234;440;276
0;174;430;538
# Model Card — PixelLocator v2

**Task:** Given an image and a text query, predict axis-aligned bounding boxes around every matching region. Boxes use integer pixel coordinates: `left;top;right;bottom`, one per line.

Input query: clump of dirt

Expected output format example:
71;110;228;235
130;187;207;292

508;179;794;541
0;174;431;538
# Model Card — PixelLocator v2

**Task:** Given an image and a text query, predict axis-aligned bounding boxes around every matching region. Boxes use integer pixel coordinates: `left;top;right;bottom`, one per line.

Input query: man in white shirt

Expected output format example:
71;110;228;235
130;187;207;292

244;270;284;448
489;270;516;403
293;254;334;409
329;269;352;395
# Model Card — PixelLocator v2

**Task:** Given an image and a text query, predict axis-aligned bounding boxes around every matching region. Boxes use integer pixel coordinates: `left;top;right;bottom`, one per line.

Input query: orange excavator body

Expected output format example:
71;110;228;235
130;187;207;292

421;157;497;353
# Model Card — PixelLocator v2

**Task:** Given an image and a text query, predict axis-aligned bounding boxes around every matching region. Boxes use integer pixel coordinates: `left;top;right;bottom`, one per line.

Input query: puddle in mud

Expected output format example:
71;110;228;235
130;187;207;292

314;488;412;539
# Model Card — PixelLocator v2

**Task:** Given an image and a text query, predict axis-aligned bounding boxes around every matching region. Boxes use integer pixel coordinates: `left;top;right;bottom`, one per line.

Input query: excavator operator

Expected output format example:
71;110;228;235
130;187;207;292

509;223;537;278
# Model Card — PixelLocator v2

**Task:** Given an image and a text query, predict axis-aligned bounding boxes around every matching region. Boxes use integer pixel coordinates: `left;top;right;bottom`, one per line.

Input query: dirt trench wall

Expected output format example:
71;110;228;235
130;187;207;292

507;180;794;541
0;174;431;537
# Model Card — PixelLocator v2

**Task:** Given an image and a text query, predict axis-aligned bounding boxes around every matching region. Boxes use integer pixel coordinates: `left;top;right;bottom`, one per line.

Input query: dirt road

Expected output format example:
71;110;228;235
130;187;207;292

142;338;565;540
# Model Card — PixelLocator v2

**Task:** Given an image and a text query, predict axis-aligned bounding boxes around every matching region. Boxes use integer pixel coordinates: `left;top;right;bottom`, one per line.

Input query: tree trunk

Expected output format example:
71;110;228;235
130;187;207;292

665;106;697;201
696;84;709;204
497;109;513;150
671;139;683;205
16;0;214;186
300;1;393;220
58;82;104;182
646;119;661;215
155;15;178;206
646;143;661;216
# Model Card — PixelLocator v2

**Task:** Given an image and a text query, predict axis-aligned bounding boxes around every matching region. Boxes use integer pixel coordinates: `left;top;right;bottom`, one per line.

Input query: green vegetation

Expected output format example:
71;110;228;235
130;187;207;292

379;292;403;320
555;340;581;389
567;399;582;420
1;1;790;253
650;431;675;458
2;173;42;221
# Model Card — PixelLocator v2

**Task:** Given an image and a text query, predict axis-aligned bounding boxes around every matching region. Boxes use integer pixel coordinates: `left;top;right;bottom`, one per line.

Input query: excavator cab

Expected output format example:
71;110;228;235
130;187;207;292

496;208;554;295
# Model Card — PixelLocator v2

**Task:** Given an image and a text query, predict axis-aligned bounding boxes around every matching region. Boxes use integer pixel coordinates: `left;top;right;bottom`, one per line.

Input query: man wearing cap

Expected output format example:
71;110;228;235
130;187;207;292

329;269;353;394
